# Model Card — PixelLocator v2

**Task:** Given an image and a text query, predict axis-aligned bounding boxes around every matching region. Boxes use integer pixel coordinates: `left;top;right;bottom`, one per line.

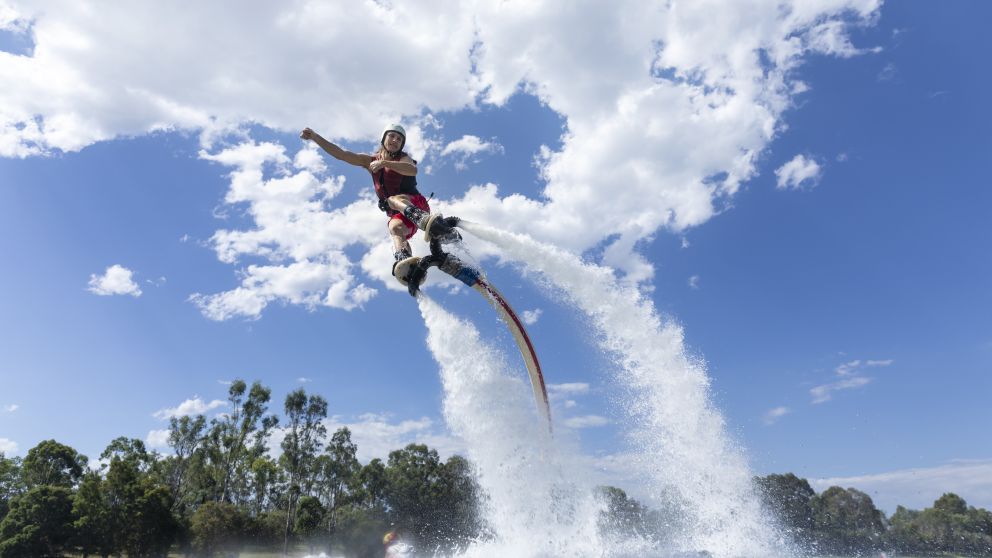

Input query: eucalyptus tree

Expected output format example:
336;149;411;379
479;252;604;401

248;455;284;516
210;380;278;505
353;458;388;512
72;470;117;558
316;427;361;535
0;485;75;557
101;438;179;556
100;437;154;472
384;444;482;552
755;473;816;548
20;439;87;489
810;486;885;555
889;493;992;555
279;389;328;555
164;413;208;511
0;453;22;522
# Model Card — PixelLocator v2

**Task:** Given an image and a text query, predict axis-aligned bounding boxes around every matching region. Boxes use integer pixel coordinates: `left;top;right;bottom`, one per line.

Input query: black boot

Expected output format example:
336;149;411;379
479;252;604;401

425;215;462;244
402;205;431;229
403;206;461;243
392;248;413;277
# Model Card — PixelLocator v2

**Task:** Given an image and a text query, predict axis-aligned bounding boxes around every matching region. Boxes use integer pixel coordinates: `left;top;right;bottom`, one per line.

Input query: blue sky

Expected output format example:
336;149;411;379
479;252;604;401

0;1;990;514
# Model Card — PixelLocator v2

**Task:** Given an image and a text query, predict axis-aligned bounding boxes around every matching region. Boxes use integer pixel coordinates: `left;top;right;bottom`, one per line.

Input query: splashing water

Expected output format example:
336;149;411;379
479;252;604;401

422;221;787;557
419;296;629;557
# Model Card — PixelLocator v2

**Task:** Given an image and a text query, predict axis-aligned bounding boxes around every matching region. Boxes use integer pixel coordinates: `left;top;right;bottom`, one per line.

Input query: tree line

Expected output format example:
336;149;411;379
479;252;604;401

755;472;992;556
0;379;989;556
0;381;481;557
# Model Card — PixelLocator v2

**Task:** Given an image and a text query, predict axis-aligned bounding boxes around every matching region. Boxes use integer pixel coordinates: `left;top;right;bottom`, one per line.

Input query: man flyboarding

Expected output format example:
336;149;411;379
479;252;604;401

302;125;552;428
299;125;461;281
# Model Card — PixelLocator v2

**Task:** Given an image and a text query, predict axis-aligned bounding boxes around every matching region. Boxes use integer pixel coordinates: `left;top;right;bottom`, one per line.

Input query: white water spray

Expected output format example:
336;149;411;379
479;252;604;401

418;296;621;557
443;221;788;557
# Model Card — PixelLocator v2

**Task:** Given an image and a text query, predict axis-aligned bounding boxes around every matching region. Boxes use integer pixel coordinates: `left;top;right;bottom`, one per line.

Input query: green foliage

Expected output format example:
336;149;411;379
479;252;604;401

104;447;179;557
20;440;87;489
354;458;388;510
190;500;246;557
810;486;885;555
208;380;278;506
332;503;390;558
754;473;815;548
279;389;328;554
295;495;326;548
384;444;482;553
0;453;23;523
13;377;992;558
71;471;115;557
597;485;659;541
0;485;75;557
316;427;362;534
244;509;289;547
161;414;209;514
887;493;992;555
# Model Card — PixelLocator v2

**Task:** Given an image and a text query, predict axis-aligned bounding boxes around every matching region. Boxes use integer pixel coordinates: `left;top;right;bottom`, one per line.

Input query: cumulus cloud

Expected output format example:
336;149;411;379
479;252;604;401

1;0;883;312
87;264;142;297
320;413;465;464
763;406;791;425
688;275;701;289
2;404;17;413
547;382;590;396
775;154;822;190
521;308;542;325
145;429;170;450
153;397;227;420
804;19;883;58
188;141;379;320
810;359;892;404
547;382;592;412
812;459;992;513
563;414;610;429
0;438;17;453
440;134;504;170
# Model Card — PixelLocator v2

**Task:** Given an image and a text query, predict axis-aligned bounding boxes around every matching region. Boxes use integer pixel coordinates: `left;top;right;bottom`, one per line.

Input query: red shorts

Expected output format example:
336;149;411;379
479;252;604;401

390;194;431;239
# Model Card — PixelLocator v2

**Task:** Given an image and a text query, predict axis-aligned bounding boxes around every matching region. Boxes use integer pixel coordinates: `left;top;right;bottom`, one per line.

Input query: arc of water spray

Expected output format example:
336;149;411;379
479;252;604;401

452;220;786;557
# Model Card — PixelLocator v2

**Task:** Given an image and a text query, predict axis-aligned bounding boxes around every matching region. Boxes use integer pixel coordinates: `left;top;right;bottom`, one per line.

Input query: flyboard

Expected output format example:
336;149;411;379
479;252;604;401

394;215;552;430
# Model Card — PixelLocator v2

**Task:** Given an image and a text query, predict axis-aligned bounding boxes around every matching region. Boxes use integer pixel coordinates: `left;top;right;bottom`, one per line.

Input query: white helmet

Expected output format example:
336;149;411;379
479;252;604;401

381;124;406;151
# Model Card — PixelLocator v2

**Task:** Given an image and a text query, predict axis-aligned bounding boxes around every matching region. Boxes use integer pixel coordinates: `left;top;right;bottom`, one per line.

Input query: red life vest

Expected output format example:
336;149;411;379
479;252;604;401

372;153;420;199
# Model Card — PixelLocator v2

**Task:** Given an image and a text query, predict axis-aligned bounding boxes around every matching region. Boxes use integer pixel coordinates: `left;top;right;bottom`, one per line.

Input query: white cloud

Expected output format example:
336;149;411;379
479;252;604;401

810;376;871;403
440;134;504;170
297;377;312;383
0;438;17;453
763;406;790;425
521;308;542;325
688;275;701;289
810;358;892;403
153;397;227;420
547;382;590;396
563;414;610;429
811;459;992;513
775;154;822;190
321;413;465;464
877;63;897;82
87;264;142;297
2;404;17;413
188;141;380;320
1;0;883;305
804;19;882;58
145;429;170;450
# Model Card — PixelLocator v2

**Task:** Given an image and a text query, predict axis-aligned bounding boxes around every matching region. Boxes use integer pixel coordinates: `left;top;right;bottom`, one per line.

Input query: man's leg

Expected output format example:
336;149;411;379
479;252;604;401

387;195;460;242
389;218;412;261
